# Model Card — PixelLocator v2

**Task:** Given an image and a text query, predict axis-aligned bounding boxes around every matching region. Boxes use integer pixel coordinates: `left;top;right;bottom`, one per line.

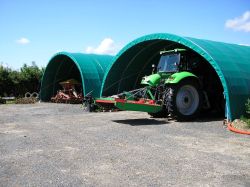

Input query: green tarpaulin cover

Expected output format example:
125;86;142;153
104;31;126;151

40;52;113;101
101;33;250;120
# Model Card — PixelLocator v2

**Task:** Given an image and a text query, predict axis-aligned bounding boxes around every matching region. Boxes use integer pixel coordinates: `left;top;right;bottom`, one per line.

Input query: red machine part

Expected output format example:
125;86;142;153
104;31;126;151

51;81;83;104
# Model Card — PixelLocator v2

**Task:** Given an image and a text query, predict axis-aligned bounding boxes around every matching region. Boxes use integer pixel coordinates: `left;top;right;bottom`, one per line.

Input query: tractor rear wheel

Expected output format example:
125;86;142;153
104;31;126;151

166;79;202;121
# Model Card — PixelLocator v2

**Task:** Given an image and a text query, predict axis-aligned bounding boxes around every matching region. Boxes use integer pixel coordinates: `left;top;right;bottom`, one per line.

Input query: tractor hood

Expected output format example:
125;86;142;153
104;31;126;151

141;73;163;86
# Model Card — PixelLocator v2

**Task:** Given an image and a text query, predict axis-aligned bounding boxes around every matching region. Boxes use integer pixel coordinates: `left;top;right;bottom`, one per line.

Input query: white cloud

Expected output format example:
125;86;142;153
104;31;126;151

16;37;30;45
225;11;250;32
85;38;120;55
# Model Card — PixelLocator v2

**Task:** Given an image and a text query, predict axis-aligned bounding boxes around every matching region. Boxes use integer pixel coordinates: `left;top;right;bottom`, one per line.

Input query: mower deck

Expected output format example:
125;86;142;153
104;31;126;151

94;98;162;113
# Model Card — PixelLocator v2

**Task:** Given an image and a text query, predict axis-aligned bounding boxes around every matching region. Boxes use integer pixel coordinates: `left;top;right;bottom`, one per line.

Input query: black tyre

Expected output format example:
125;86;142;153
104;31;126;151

166;79;202;121
85;103;96;112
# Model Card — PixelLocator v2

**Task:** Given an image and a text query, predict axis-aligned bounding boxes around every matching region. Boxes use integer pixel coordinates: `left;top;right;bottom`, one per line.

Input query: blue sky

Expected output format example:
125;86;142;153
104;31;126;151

0;0;249;69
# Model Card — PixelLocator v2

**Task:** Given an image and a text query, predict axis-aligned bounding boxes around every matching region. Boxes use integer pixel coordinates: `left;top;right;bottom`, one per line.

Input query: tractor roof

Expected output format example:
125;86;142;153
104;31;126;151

160;48;187;55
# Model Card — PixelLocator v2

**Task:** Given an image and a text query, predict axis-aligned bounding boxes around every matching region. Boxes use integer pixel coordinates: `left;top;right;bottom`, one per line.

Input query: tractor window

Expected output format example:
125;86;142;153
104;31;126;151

157;53;180;73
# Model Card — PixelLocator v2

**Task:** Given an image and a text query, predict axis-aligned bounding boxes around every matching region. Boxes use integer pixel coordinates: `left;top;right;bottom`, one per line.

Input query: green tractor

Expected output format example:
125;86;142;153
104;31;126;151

86;48;217;121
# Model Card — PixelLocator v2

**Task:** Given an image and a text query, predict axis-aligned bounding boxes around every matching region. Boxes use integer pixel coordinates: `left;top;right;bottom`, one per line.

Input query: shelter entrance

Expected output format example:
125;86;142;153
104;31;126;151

40;54;83;102
102;39;225;116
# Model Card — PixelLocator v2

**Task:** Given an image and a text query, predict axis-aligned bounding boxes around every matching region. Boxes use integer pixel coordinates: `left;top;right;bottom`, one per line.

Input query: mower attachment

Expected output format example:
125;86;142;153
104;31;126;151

94;98;162;113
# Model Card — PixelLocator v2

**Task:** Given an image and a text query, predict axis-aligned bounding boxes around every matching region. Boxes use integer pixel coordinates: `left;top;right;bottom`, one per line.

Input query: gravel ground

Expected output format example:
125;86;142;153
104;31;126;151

0;103;250;187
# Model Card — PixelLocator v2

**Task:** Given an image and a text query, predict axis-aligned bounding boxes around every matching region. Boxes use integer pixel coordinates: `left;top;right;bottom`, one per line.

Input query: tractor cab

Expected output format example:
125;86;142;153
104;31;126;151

157;48;187;73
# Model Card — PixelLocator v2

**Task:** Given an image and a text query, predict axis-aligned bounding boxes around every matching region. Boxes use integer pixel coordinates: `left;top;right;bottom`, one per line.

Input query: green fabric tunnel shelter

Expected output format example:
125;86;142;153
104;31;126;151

101;33;250;120
40;52;113;101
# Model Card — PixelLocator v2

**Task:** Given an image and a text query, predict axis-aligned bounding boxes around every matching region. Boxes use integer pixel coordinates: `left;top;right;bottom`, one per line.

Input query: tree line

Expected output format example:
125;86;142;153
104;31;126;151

0;62;44;97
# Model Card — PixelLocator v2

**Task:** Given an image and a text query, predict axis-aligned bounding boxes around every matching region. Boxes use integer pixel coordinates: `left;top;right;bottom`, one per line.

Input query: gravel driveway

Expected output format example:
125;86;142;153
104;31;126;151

0;103;250;186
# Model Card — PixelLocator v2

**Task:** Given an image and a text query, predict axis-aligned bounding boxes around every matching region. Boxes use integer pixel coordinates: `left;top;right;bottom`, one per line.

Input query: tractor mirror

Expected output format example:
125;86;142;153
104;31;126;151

152;64;156;74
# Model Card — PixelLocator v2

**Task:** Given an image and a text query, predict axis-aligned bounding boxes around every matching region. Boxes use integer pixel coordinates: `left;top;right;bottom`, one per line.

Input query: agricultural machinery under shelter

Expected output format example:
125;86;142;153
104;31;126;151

84;48;224;120
51;79;83;104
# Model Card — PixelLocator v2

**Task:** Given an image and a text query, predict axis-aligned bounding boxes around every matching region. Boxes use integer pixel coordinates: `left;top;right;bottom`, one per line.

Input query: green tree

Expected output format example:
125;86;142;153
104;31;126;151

0;65;12;96
19;62;44;95
0;62;44;97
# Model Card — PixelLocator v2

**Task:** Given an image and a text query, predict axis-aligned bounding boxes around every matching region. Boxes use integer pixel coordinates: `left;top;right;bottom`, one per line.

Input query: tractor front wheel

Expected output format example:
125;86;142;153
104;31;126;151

166;79;202;121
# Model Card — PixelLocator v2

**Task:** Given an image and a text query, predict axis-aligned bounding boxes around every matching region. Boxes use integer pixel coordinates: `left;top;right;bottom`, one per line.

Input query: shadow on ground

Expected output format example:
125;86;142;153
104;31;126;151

113;118;167;126
151;111;225;123
194;111;225;122
113;111;224;126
